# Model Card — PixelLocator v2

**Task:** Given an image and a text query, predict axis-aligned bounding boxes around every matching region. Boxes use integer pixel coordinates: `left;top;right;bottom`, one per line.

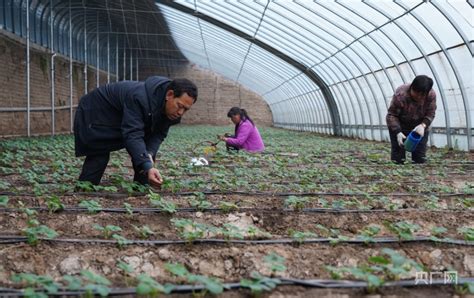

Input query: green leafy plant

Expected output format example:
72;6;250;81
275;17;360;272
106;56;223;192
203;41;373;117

81;270;111;297
63;275;82;290
288;229;316;244
23;225;58;245
165;263;224;295
219;201;239;213
112;234;131;249
149;196;177;214
132;225;155;239
75;181;96;192
79;200;102;213
247;226;272;239
123;202;134;216
136;274;174;296
284;196;309;210
117;261;134;286
45;195;64;213
264;252;286;275
430;226;448;241
240;271;280;295
383;220;420;240
12;273;60;297
93;224;122;239
458;227;474;241
0;195;9;207
171;218;209;244
357;225;381;244
315;224;349;245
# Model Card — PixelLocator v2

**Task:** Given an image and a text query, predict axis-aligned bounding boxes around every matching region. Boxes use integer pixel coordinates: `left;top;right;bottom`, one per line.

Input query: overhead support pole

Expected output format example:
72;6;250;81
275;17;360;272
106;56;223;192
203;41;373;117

130;50;133;80
123;39;126;80
115;36;119;82
158;0;342;135
136;53;138;81
26;0;31;137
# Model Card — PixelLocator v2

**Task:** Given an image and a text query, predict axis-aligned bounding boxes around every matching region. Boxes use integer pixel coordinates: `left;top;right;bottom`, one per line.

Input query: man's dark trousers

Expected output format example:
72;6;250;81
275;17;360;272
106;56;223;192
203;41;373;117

389;130;429;164
79;153;148;185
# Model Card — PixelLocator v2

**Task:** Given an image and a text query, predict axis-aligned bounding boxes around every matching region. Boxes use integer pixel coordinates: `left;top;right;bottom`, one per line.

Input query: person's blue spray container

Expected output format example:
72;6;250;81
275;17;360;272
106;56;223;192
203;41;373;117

404;131;422;152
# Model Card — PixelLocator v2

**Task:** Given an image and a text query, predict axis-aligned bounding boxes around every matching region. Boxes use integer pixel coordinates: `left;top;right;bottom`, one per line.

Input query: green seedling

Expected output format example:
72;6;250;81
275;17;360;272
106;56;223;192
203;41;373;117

165;263;224;295
315;224;349;245
117;261;134;286
149;197;177;214
171;218;209;244
357;225;381;244
0;195;9;207
284;196;308;210
219;223;244;242
79;200;102;213
383;220;420;240
264;252;286;275
136;274;174;296
93;224;122;239
457;227;474;241
81;270;111;297
75;181;96;192
430;226;448;241
63;275;82;290
288;229;317;244
247;226;272;239
132;225;155;239
219;201;239;213
190;198;212;211
12;273;60;297
45;195;64;213
240;271;280;295
112;234;131;249
23;225;58;246
123;202;134;216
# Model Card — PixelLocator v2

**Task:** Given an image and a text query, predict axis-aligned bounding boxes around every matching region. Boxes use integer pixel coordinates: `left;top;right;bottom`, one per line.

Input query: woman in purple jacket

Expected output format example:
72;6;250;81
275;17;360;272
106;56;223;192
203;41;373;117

219;107;265;152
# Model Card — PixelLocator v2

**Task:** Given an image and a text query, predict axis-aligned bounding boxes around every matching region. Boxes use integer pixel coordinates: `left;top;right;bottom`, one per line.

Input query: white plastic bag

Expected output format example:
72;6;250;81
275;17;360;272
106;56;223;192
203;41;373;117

190;157;209;166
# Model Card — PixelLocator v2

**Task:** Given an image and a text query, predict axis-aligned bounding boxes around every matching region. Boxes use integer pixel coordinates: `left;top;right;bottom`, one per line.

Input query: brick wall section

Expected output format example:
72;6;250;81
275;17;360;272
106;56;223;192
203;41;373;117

0;30;273;137
140;64;273;127
0;30;115;136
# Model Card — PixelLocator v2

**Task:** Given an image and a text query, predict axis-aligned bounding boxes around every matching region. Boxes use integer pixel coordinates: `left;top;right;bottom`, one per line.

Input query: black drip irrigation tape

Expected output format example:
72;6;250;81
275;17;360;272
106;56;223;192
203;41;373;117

0;235;471;246
1;190;471;198
0;207;470;214
0;277;473;296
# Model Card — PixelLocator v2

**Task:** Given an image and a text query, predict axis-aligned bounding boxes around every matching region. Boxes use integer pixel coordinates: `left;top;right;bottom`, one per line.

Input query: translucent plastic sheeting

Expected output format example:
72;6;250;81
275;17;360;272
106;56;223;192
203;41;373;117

163;1;472;149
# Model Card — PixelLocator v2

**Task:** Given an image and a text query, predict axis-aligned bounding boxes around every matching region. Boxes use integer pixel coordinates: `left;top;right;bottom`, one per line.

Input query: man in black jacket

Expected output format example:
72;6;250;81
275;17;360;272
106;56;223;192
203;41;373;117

74;76;198;187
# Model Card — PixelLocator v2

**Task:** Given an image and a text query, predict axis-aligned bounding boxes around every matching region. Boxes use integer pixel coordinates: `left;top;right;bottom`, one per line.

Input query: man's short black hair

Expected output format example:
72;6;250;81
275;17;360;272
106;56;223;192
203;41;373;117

410;75;433;95
167;78;198;102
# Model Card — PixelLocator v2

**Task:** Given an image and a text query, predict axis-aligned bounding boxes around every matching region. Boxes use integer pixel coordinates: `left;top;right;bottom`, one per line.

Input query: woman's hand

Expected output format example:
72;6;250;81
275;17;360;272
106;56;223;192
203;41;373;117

218;135;227;141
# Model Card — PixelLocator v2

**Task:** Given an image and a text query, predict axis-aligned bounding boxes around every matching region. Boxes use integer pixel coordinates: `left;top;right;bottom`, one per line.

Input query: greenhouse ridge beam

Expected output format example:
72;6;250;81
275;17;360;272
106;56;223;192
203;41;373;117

158;0;343;136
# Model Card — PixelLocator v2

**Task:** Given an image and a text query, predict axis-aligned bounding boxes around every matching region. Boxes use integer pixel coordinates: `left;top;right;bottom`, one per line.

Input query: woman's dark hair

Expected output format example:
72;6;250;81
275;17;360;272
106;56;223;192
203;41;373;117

167;78;198;102
227;107;254;126
410;75;433;95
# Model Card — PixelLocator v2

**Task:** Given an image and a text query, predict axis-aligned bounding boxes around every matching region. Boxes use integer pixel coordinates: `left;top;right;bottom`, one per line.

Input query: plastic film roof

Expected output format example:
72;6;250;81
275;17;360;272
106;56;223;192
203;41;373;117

157;0;473;150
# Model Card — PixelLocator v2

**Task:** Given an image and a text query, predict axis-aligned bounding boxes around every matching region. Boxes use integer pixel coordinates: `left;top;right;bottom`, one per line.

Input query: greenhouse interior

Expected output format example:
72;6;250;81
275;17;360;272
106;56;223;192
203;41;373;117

0;0;473;297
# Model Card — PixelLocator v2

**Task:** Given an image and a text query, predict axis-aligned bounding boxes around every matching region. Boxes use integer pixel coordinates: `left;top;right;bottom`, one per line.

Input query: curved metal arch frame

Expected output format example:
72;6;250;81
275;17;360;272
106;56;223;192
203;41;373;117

158;0;343;136
396;1;472;151
364;1;453;149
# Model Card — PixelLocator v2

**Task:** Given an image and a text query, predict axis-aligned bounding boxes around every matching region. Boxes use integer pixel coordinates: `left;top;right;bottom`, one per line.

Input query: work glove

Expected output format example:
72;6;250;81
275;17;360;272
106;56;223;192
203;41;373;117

397;132;406;147
413;123;426;137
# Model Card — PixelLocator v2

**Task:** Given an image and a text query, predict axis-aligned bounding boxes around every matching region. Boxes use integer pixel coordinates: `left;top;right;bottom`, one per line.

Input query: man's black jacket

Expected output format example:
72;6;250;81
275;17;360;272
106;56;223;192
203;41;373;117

74;76;180;173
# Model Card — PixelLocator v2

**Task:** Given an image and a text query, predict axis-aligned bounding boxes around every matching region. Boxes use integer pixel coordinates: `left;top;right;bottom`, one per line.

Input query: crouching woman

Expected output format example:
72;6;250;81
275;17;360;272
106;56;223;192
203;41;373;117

219;107;265;153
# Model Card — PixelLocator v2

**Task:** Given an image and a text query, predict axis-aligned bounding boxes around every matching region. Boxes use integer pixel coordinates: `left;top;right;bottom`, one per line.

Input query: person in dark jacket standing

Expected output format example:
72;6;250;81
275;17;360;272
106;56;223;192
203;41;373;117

386;75;436;164
74;76;198;187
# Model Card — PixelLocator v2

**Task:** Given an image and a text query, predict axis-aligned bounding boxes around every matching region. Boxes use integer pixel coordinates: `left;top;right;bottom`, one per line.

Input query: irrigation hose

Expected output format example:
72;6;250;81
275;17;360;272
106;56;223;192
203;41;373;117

0;235;471;246
0;207;470;214
0;277;473;296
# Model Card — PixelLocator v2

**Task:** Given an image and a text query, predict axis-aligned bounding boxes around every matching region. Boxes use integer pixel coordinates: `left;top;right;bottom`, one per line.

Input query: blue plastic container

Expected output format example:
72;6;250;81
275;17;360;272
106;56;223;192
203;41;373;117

404;131;422;152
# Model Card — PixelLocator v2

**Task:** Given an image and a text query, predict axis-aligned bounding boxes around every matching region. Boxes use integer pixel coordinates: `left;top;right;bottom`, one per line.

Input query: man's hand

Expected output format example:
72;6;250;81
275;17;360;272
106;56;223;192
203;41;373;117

413;123;426;137
218;135;227;141
147;168;163;188
397;132;406;147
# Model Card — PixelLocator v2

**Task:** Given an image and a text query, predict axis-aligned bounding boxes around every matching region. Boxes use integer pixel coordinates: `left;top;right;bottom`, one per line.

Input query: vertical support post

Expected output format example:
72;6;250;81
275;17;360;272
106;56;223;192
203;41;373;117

123;39;126;80
50;0;55;135
26;0;31;136
69;0;73;132
136;53;138;81
96;13;99;87
115;36;119;81
84;9;88;94
130;50;133;80
107;33;110;83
